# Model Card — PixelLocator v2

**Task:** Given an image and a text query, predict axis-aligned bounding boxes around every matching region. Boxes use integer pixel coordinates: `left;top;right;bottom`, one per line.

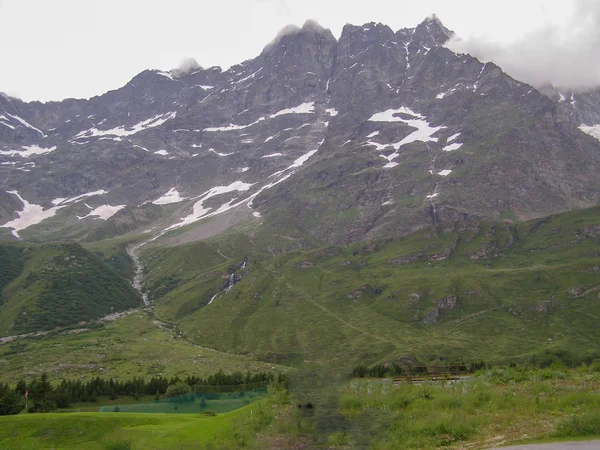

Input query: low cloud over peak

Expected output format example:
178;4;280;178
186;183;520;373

446;0;600;91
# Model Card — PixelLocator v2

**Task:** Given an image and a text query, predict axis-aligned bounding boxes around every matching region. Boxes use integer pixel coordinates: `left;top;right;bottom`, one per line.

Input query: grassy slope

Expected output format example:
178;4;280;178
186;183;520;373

0;241;141;336
0;310;284;381
0;408;249;449
0;387;305;450
340;367;600;449
143;206;600;371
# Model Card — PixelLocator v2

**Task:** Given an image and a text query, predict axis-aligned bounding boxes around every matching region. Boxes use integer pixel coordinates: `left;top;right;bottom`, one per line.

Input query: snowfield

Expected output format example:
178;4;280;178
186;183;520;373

579;124;600;141
73;112;176;140
0;145;57;158
151;188;186;205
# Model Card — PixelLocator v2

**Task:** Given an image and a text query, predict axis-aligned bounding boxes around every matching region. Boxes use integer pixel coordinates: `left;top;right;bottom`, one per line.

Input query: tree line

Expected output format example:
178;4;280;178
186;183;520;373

352;350;600;379
0;370;286;415
351;362;482;379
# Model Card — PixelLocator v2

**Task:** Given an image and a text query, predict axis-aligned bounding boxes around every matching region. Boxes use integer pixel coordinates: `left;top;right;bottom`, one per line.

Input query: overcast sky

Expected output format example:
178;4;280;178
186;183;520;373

0;0;595;102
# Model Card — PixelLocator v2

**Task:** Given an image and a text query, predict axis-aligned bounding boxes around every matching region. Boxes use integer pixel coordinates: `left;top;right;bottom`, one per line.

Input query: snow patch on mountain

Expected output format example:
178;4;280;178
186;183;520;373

0;115;15;129
443;143;463;152
204;102;315;133
447;133;461;143
579;124;600;141
437;169;452;176
270;102;315;118
367;107;445;165
368;107;424;122
154;150;169;156
205;118;265;132
235;68;262;84
1;188;112;237
167;181;254;230
73;112;176;140
154;70;175;81
262;153;282;158
0;145;57;158
209;149;234;157
3;113;46;137
79;205;126;220
151;188;186;205
55;190;108;206
3;191;65;238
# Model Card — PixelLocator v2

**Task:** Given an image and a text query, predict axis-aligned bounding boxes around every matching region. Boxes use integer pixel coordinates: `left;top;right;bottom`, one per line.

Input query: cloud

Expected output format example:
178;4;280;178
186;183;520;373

171;57;202;77
252;0;291;18
446;0;600;91
262;19;330;54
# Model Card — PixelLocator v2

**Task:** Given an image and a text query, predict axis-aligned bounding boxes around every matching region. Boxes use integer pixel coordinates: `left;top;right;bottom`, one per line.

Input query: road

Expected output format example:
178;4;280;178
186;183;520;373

490;441;600;449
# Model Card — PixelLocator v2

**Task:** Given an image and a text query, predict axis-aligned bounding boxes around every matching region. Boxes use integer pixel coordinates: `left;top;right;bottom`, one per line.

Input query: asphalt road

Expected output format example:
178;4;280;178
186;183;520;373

490;441;600;449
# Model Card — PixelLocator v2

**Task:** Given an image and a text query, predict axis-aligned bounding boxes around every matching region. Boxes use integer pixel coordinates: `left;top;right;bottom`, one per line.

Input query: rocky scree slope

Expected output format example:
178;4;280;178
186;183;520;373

0;17;599;243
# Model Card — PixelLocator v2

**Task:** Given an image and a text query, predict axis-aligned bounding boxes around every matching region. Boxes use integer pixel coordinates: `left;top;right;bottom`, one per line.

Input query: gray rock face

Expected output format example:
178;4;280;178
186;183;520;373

1;17;600;242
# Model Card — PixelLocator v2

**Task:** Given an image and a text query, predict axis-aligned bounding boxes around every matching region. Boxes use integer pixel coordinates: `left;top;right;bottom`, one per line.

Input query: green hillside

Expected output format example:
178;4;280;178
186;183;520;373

142;206;600;371
0;242;141;337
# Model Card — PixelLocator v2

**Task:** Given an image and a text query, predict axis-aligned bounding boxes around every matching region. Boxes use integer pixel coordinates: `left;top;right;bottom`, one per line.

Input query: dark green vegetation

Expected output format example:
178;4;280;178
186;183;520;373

0;381;23;416
0;370;283;415
0;242;140;336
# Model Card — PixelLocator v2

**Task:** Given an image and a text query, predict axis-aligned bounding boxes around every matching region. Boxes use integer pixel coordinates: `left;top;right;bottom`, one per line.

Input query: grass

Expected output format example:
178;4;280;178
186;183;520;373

124;206;600;444
339;367;600;449
0;385;308;449
141;206;600;372
0;409;247;449
0;241;139;336
0;310;287;382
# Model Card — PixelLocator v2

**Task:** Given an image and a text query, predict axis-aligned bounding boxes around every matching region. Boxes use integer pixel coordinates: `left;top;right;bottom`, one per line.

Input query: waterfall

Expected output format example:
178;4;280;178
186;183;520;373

208;292;219;305
126;245;149;306
226;273;236;292
207;258;246;306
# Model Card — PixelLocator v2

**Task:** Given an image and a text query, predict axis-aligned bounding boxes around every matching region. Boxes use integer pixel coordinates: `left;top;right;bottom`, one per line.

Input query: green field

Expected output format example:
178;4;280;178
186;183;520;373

0;310;285;381
2;368;600;449
340;366;600;449
1;205;599;448
0;385;307;450
140;206;600;373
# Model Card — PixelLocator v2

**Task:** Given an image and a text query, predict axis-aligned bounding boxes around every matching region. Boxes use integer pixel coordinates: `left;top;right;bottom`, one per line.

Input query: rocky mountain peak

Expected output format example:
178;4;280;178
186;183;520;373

412;15;454;47
1;17;599;243
261;20;336;57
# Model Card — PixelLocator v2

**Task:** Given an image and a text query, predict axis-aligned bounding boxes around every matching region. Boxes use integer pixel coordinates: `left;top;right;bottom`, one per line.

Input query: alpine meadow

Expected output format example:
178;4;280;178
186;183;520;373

1;7;600;449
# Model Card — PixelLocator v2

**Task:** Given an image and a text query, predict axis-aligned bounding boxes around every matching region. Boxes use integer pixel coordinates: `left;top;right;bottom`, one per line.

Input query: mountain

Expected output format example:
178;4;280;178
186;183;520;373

0;241;140;337
1;16;599;244
538;84;600;140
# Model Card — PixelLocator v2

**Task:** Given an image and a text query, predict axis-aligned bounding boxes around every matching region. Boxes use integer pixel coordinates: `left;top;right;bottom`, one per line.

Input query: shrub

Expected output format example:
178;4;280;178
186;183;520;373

0;391;24;416
165;382;191;398
554;412;600;437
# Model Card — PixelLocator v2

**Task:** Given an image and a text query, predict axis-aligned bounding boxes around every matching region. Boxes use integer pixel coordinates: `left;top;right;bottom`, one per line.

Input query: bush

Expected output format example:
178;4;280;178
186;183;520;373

554;412;600;437
165;382;191;398
0;391;24;416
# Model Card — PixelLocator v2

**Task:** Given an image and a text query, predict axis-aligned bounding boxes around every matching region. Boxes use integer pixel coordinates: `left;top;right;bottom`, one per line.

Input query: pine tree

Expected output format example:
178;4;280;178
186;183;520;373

30;372;56;413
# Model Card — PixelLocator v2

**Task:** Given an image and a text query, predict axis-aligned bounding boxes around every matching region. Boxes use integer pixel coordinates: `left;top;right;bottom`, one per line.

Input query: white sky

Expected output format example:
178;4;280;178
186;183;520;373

0;0;577;102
